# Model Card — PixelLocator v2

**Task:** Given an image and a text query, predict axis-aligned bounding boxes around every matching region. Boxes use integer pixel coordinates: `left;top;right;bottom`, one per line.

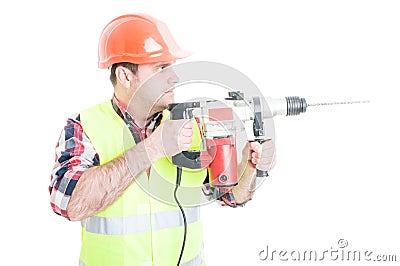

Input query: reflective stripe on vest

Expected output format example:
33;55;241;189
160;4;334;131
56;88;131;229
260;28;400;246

79;244;205;266
82;207;200;235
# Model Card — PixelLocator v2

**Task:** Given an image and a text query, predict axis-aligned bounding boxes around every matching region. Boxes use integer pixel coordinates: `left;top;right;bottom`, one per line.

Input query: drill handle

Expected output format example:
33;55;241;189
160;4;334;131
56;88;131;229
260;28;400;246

168;102;203;169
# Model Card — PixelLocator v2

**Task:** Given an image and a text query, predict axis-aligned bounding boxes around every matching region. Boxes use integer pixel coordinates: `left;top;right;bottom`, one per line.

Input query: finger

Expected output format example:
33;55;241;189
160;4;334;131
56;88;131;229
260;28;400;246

252;151;261;159
243;141;260;158
252;157;260;165
249;141;261;152
180;128;193;137
181;136;193;144
182;120;193;129
179;143;192;151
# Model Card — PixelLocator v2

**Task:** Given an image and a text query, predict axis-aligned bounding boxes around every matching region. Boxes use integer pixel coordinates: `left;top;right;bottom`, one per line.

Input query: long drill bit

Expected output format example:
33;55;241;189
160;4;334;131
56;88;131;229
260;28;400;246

283;97;370;116
307;100;370;107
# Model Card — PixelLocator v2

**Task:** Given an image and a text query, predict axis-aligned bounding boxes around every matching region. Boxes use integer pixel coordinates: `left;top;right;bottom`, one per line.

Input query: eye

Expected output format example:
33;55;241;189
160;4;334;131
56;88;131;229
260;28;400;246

159;64;170;70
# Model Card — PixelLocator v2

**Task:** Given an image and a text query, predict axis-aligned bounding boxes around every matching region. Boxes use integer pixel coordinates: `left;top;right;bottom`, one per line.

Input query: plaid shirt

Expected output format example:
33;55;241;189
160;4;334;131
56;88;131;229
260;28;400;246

49;95;243;220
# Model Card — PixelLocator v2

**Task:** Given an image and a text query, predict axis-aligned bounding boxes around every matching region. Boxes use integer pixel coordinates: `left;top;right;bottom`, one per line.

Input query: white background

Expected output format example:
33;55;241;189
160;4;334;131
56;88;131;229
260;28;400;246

1;0;399;265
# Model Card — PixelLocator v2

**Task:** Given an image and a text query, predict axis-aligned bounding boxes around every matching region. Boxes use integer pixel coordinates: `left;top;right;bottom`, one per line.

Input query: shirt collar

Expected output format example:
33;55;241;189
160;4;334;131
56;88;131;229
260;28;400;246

111;94;127;117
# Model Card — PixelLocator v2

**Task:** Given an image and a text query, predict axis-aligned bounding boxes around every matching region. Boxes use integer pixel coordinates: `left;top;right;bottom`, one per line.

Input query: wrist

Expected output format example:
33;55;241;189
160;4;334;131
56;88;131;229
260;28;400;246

143;136;164;163
237;162;256;191
238;159;256;176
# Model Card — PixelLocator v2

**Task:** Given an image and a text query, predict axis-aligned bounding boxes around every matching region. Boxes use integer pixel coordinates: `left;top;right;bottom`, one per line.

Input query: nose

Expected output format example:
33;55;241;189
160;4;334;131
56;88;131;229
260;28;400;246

167;67;179;84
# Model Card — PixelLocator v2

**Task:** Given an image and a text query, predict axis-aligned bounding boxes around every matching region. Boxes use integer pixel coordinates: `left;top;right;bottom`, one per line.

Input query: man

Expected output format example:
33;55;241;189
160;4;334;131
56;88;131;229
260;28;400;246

49;13;275;266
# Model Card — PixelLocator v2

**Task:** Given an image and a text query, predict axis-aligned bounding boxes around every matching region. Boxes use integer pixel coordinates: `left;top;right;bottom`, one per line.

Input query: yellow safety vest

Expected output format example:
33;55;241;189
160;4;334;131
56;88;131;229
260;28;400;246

79;100;207;266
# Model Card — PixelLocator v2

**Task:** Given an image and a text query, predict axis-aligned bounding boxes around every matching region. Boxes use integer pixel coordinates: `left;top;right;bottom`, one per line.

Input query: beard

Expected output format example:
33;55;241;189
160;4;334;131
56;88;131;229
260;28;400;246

148;91;175;116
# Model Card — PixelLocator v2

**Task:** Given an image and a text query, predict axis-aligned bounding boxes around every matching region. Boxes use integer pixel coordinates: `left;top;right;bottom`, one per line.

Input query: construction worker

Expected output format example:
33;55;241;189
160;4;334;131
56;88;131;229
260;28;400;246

49;13;275;266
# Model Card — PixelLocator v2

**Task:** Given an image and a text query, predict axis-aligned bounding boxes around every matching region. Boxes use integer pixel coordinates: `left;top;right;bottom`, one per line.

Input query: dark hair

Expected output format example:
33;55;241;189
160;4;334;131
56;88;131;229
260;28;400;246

110;62;138;86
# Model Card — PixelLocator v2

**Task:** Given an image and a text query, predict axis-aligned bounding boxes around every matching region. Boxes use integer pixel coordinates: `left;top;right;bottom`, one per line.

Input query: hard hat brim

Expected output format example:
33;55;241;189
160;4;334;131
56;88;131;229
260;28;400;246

98;49;192;68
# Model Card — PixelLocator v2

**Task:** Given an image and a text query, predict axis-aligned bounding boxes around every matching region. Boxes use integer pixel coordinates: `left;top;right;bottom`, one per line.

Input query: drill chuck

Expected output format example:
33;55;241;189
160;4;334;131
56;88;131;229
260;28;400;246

264;96;308;118
285;96;307;116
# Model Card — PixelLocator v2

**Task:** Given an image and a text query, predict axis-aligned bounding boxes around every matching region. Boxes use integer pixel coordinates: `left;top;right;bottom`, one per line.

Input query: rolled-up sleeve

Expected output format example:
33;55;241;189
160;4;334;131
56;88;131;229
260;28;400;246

49;114;99;219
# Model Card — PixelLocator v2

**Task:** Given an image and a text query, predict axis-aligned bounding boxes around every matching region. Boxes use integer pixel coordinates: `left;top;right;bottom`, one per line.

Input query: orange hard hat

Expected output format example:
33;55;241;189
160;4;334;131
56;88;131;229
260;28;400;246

98;14;190;68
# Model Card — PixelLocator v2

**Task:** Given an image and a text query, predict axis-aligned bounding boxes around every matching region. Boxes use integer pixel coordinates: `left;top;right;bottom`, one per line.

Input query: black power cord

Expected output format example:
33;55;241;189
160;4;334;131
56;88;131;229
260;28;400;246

174;166;187;266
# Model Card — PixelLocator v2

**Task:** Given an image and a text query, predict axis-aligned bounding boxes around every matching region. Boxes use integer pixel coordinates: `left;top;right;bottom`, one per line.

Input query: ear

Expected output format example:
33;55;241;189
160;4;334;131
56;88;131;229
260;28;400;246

115;66;134;88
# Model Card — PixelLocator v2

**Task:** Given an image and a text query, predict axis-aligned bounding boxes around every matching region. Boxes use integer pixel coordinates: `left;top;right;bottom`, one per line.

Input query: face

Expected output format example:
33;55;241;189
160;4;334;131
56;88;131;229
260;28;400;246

130;61;178;116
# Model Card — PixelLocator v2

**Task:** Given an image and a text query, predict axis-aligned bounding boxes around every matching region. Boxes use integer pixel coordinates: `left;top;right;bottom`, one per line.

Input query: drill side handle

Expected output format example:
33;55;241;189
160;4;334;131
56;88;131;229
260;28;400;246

251;139;269;178
256;169;269;178
252;97;269;178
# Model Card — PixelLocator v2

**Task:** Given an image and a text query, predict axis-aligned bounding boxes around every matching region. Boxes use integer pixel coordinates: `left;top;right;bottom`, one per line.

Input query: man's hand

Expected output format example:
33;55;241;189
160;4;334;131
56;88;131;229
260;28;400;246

232;139;276;204
242;139;276;171
148;119;194;160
